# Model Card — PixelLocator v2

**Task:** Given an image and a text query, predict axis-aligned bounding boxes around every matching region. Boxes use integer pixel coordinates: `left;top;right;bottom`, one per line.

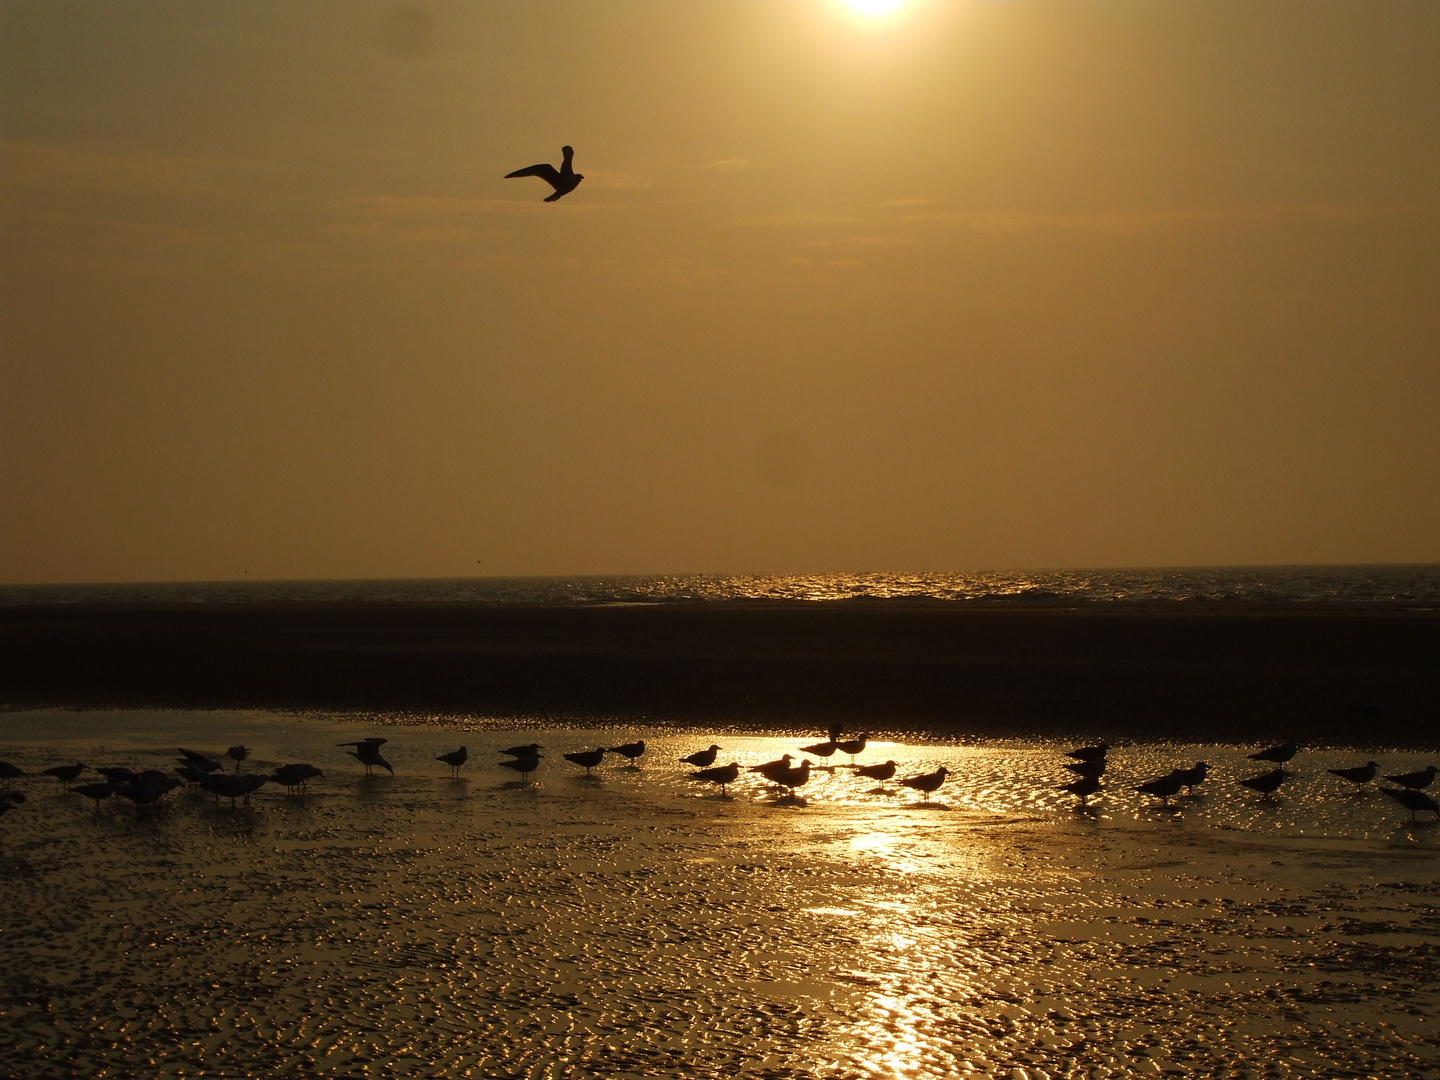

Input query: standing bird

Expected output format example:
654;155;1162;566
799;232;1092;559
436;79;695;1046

499;752;541;782
1248;739;1298;764
1327;761;1380;787
71;782;117;810
776;759;813;798
505;145;584;202
1064;758;1107;780
500;742;543;759
690;762;740;797
835;735;869;763
564;748;606;775
855;760;898;783
1383;765;1438;790
272;763;324;794
1238;767;1287;799
227;745;250;772
1379;786;1440;823
681;745;721;769
0;761;26;787
178;749;224;774
1176;761;1209;795
1136;770;1185;807
436;746;468;779
901;766;949;804
608;740;646;767
1066;744;1108;762
799;740;839;762
339;738;394;777
750;754;795;786
44;763;87;784
1061;775;1102;807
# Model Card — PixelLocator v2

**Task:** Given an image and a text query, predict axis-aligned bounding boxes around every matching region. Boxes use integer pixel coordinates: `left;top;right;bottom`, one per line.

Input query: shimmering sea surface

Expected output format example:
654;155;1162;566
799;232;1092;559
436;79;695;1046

2;711;1438;1079
4;564;1440;606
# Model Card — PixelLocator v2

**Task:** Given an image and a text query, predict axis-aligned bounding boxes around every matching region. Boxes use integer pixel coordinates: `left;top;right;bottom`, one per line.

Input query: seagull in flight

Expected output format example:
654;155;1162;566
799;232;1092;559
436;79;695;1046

505;145;584;202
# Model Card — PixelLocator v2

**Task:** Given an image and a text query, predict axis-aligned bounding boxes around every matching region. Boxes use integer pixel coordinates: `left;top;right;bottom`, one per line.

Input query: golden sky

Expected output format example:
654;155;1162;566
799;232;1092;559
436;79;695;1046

2;0;1438;582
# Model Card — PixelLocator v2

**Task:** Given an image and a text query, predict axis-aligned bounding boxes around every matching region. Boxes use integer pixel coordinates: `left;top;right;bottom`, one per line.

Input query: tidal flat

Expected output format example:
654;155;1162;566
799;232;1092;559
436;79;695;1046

2;710;1438;1079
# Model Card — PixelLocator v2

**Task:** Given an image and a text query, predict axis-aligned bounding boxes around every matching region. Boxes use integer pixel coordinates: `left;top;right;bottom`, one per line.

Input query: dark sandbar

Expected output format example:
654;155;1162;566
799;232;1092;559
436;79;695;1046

2;599;1437;745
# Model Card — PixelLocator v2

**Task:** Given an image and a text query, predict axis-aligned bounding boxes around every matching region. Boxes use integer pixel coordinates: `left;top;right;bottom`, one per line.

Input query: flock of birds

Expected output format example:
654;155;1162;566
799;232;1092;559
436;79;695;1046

1;730;1437;824
1058;738;1440;822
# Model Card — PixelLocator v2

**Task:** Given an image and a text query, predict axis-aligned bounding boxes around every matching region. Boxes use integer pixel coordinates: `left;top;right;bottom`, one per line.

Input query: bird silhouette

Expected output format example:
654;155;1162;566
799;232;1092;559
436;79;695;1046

1064;758;1107;780
776;759;812;798
97;766;140;784
1176;761;1208;795
339;738;393;777
835;735;869;762
608;739;646;766
681;745;721;768
0;760;24;787
1061;775;1102;806
690;762;740;797
564;748;606;775
499;753;541;781
854;760;897;783
1066;744;1108;762
178;749;224;773
750;754;795;785
1248;739;1298;763
1384;765;1437;790
227;745;250;771
799;740;838;760
272;763;324;794
1238;767;1287;798
901;766;949;804
505;145;584;202
1328;761;1380;786
71;782;117;809
44;763;87;784
1380;786;1440;822
1136;770;1185;806
500;743;543;758
437;746;468;778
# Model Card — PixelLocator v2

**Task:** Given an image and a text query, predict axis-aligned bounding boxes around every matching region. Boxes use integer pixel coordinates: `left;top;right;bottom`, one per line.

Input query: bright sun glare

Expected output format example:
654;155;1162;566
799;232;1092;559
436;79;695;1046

839;0;913;19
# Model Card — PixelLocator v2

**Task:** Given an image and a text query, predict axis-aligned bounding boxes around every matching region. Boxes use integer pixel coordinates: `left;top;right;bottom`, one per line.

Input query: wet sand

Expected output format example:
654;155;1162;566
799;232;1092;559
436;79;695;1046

3;600;1439;743
2;710;1438;1078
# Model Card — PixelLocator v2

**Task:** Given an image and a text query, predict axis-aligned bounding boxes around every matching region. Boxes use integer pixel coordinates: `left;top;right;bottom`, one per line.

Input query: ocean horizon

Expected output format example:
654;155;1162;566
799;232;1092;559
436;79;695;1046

3;564;1439;607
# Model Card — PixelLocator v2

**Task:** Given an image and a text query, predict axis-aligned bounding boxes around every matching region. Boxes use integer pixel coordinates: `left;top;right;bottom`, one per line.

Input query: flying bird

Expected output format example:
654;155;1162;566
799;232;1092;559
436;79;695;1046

505;145;584;202
1327;761;1380;787
1248;739;1298;764
564;748;606;775
689;762;740;797
681;745;721;768
436;746;468;778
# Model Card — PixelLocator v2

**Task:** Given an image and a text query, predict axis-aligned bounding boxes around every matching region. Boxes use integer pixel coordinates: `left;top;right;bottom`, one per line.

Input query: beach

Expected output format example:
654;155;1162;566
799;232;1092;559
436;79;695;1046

3;600;1439;744
2;709;1438;1078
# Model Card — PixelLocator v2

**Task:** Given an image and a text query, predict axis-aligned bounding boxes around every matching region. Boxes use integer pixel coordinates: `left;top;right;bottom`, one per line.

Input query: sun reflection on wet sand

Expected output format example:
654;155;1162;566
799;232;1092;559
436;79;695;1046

1;712;1437;1077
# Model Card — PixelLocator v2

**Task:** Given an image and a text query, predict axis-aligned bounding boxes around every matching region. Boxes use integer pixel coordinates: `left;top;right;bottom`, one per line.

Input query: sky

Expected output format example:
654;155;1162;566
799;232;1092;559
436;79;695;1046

2;0;1438;583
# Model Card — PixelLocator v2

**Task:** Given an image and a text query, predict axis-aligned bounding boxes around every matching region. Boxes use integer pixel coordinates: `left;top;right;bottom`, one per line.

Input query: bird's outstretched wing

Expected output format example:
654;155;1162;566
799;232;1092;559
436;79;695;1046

560;145;575;176
505;163;562;189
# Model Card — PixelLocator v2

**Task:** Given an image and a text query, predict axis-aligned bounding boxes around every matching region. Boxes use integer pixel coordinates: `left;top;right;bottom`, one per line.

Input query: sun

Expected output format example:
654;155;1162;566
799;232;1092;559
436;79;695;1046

838;0;913;19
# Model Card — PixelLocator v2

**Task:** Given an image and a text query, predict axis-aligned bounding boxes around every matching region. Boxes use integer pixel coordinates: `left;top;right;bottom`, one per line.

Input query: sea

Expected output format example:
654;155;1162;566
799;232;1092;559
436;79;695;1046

2;564;1438;606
